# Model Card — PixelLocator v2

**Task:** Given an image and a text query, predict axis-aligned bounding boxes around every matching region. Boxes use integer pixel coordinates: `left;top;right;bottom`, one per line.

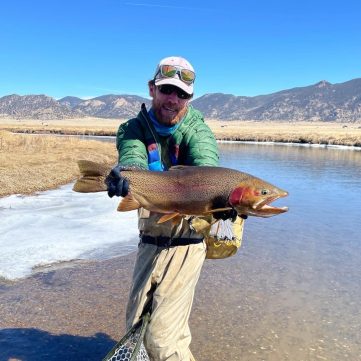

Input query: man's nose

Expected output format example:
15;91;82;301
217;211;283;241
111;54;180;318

166;91;179;102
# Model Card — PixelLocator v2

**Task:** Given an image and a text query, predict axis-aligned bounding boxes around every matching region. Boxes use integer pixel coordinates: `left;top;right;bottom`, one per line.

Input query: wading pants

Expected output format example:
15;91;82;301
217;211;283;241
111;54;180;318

126;241;206;361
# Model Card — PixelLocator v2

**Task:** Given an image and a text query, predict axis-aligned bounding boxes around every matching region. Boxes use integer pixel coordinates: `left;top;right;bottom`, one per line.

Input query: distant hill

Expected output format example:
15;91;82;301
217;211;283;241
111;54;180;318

71;94;151;118
58;96;83;108
1;78;361;121
0;94;81;119
192;79;361;121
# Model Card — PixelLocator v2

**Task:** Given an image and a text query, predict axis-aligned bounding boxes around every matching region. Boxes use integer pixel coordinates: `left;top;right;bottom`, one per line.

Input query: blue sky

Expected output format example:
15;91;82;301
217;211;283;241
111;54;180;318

1;0;360;99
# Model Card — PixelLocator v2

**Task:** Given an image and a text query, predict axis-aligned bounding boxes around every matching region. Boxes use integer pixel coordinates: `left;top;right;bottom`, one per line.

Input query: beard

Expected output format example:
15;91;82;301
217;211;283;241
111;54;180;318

152;97;188;126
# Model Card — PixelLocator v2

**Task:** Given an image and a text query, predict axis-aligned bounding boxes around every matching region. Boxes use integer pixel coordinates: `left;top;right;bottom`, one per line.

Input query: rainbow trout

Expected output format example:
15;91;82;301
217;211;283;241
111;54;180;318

73;160;288;221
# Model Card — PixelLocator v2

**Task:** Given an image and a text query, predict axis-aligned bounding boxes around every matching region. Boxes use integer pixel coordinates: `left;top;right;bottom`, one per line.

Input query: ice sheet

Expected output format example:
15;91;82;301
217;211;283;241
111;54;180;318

0;184;138;280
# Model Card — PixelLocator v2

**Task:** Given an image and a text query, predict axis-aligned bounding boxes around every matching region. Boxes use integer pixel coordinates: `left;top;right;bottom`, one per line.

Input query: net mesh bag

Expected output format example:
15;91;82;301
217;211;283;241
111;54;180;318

103;314;150;361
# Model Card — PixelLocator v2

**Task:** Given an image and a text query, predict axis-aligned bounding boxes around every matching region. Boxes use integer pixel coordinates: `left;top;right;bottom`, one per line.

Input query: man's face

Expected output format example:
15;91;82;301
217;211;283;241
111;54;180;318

149;83;191;126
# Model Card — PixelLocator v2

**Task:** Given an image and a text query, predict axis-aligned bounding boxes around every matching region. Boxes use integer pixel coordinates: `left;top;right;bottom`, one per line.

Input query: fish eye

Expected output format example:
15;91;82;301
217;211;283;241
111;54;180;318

261;189;270;195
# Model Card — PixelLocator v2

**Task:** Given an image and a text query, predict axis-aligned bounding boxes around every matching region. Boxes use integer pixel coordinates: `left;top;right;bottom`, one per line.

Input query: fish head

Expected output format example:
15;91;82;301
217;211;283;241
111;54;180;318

229;179;289;218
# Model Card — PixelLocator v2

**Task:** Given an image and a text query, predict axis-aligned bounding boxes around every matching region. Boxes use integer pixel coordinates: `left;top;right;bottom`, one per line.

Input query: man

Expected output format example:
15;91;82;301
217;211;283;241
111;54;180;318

107;56;223;361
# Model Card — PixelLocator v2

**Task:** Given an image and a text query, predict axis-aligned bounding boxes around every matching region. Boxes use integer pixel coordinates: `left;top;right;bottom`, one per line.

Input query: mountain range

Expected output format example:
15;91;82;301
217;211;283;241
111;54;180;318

1;78;361;121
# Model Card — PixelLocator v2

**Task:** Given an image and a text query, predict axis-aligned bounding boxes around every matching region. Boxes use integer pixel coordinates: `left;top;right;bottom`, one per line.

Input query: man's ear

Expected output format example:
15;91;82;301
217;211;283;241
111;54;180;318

148;81;156;97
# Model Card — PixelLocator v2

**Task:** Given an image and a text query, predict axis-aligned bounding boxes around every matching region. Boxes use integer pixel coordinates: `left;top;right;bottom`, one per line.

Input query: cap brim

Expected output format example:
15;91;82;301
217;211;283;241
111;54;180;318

154;77;193;95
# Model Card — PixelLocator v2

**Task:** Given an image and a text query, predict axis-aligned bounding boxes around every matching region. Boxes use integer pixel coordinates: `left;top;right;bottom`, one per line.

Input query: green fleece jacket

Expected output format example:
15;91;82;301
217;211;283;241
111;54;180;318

116;103;219;239
116;104;219;169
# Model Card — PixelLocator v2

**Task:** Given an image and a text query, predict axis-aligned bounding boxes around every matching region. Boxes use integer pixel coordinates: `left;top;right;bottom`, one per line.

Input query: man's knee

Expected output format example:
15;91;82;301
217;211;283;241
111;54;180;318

144;323;189;361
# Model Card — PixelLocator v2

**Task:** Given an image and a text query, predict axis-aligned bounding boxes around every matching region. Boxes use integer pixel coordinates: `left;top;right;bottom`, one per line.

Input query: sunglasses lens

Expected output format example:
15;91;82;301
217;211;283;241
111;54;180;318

180;69;195;82
157;85;173;95
157;85;192;100
177;89;191;99
161;65;177;78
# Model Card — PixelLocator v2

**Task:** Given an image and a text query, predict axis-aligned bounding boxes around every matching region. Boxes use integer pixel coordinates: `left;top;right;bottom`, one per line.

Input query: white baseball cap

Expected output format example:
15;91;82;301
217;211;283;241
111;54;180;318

153;56;195;95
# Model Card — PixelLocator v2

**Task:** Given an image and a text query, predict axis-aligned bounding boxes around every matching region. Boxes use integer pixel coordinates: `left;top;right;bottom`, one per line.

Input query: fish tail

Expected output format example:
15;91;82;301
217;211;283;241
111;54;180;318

73;160;110;193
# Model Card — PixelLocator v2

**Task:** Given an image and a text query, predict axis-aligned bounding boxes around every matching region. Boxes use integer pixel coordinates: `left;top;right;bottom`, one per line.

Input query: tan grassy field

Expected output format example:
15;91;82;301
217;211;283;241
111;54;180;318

1;117;361;197
0;130;117;198
1;116;361;146
206;119;361;146
0;116;123;136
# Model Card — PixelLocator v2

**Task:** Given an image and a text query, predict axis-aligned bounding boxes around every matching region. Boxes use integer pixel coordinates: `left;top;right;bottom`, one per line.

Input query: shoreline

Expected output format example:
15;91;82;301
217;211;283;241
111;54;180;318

1;118;361;148
6;129;361;148
11;131;361;150
218;139;361;150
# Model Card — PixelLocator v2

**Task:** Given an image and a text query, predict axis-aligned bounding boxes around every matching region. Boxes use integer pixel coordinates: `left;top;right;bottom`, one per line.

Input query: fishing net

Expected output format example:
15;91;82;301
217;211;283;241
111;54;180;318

190;216;244;259
103;314;150;361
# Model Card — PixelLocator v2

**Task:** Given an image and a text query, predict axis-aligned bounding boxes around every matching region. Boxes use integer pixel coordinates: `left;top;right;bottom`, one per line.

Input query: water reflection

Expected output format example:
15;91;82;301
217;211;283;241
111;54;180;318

219;142;361;185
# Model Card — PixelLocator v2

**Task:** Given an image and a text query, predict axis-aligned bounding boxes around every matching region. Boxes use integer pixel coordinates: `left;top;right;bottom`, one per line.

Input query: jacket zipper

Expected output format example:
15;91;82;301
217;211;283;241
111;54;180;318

140;106;164;169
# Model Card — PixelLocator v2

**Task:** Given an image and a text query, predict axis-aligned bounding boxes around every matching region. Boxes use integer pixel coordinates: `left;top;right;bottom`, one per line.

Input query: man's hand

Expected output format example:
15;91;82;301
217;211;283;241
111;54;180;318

105;165;129;198
213;209;248;221
213;208;238;222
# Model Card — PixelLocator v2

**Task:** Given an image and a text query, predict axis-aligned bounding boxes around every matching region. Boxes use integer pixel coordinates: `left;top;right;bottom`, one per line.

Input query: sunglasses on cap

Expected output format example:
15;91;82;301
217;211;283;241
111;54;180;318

157;85;193;100
157;64;196;84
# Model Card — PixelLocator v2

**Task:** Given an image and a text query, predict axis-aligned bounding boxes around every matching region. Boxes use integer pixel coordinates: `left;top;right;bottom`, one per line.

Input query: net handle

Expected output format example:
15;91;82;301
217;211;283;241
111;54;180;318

130;312;150;361
102;313;150;361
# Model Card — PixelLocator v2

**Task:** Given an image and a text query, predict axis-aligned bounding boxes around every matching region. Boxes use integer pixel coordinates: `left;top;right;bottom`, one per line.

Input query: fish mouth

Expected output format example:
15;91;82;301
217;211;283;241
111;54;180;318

254;192;289;216
258;204;289;215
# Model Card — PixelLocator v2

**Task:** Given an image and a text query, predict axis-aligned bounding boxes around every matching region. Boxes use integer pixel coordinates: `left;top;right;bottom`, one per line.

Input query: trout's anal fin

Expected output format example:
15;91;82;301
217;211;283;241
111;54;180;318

117;195;141;212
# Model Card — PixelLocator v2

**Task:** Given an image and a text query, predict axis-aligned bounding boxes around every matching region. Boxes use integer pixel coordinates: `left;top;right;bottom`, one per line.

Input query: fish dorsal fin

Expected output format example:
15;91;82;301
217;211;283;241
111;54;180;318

117;195;141;212
169;165;193;171
157;213;181;223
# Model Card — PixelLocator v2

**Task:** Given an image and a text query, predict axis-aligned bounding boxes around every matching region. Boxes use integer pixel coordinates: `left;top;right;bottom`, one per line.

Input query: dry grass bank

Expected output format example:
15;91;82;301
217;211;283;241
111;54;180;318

1;116;361;146
206;120;361;147
0;130;117;198
0;117;124;136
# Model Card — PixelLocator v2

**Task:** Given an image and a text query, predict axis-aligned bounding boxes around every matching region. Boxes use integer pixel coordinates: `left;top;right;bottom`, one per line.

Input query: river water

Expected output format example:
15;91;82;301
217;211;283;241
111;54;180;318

201;142;361;360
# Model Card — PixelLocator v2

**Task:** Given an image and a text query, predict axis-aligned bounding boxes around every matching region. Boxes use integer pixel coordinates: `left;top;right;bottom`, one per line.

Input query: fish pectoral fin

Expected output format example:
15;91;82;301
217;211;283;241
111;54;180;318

206;207;233;214
170;215;185;226
117;195;141;212
157;213;181;224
